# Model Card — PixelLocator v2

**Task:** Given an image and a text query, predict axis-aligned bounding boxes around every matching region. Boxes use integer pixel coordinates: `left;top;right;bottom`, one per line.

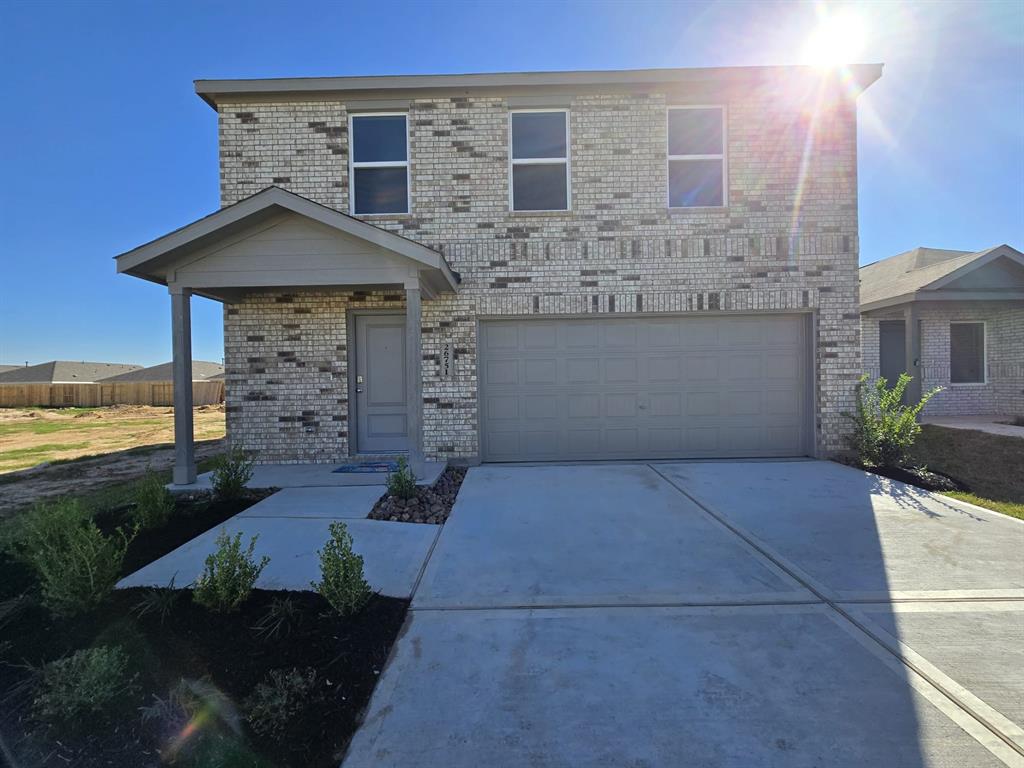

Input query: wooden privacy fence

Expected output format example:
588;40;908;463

0;381;225;408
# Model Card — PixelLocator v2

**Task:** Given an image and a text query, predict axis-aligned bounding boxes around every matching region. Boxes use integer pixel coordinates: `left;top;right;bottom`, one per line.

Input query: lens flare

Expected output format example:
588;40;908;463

802;7;867;67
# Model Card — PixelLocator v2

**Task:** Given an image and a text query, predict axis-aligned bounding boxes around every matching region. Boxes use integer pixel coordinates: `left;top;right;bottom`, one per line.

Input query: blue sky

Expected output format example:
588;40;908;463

1;0;1021;367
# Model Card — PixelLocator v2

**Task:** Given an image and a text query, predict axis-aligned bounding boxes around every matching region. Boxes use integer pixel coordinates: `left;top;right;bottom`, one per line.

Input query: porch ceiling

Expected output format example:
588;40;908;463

114;186;459;301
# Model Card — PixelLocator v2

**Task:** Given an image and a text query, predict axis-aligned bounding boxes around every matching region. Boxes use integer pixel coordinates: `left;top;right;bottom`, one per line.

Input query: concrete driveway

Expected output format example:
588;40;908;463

343;461;1024;768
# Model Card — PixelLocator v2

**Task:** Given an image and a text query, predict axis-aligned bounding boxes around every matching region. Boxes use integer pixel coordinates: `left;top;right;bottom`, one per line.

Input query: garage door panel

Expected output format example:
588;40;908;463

567;393;600;419
479;315;808;461
524;359;558;384
522;323;557;349
605;323;639;348
649;392;682;417
484;323;519;349
605;358;639;383
686;391;720;417
567;429;601;454
566;358;601;384
486;395;519;420
606;393;639;418
649;427;683;452
765;353;799;380
524;395;559;420
684;356;719;381
485;359;519;386
728;390;764;417
725;354;761;381
648;321;683;348
649;356;682;382
565;323;600;348
687;427;719;452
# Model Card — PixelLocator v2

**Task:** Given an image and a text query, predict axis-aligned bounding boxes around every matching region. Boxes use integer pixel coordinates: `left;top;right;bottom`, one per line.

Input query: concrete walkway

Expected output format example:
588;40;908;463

921;415;1024;439
118;486;438;597
343;461;1024;768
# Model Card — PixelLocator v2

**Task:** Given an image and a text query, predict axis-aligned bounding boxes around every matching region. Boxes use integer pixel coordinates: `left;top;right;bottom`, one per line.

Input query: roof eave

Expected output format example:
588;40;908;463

194;63;884;110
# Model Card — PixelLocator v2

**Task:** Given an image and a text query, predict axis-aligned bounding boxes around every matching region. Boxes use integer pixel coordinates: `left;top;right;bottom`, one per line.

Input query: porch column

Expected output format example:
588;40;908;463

405;285;425;478
904;304;922;405
170;285;196;485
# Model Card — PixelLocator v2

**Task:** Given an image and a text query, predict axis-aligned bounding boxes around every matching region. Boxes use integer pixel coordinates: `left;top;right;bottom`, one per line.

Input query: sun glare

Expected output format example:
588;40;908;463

802;8;866;68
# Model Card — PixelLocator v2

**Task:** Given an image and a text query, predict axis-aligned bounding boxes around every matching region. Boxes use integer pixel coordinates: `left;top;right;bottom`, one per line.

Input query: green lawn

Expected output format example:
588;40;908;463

944;492;1024;520
909;425;1024;518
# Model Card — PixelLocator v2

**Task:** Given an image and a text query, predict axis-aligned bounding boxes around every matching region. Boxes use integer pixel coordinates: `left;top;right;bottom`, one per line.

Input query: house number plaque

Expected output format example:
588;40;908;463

440;341;453;379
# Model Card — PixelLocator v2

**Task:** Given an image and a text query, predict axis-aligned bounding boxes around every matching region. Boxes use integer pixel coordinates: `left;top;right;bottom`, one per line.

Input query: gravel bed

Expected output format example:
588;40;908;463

368;466;467;524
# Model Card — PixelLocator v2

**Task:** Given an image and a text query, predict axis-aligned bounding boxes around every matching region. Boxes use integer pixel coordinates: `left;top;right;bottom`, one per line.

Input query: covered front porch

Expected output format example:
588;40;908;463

115;187;460;485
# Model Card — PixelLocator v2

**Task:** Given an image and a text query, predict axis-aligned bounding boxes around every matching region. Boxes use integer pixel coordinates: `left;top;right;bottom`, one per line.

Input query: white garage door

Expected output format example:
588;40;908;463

478;314;810;461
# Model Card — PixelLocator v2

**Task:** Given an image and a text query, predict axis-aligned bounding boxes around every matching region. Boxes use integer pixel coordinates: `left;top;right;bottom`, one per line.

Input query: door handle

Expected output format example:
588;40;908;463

356;387;364;393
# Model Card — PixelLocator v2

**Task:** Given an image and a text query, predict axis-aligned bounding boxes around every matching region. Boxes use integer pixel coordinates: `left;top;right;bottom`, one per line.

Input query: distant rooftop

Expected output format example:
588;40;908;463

101;361;224;383
0;361;142;384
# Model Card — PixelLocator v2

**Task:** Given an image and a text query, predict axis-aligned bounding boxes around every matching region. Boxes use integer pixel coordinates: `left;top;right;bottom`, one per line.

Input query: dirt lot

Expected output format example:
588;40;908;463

0;405;225;513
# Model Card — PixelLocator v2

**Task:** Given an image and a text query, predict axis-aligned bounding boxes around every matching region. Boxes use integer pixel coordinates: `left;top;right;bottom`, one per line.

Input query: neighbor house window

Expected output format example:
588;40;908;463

950;322;985;384
510;110;569;211
667;106;726;208
349;113;409;214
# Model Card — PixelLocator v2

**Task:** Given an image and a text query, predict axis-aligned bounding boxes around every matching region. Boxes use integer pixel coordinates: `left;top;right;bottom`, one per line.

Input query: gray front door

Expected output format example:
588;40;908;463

478;314;809;462
354;313;409;453
879;320;906;386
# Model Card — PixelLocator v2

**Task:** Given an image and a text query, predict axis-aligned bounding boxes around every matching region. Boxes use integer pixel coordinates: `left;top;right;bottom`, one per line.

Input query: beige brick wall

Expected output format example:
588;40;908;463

862;302;1024;417
218;87;864;461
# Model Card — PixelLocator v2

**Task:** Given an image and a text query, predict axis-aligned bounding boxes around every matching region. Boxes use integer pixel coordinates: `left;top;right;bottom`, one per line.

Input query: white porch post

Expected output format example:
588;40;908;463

904;304;922;404
170;285;196;485
405;284;425;478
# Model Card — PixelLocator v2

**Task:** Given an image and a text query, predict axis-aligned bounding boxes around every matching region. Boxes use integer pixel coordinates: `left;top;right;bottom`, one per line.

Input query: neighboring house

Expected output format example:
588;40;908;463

100;360;225;382
0;360;141;384
860;244;1024;416
0;365;18;375
115;64;883;484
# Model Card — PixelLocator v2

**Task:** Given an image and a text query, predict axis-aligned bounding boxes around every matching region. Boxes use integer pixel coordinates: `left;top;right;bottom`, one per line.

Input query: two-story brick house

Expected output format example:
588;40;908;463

115;65;882;483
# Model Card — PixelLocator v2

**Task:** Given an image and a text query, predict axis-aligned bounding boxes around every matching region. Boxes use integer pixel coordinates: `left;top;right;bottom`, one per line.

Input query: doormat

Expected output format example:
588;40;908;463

332;461;399;474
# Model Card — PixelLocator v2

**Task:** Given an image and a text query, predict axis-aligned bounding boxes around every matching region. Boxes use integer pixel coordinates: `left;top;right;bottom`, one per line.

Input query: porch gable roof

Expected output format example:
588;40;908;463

859;243;1024;312
114;186;459;298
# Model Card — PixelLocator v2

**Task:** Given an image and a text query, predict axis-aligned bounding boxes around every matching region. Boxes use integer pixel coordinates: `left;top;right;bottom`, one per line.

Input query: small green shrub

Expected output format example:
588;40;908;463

18;498;134;617
211;448;255;501
132;470;176;529
252;596;301;641
193;529;269;613
130;577;183;624
311;522;371;616
33;646;139;726
847;373;941;468
386;457;418;500
244;667;320;739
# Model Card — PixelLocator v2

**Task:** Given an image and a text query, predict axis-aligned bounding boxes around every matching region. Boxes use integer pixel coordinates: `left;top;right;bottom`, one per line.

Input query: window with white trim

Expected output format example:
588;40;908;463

667;106;725;208
950;322;985;384
510;110;569;211
349;113;409;215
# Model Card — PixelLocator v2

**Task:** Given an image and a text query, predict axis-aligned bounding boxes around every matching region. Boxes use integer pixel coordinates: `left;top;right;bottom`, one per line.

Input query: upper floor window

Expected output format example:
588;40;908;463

350;113;409;215
950;321;985;384
667;106;726;208
510;110;569;211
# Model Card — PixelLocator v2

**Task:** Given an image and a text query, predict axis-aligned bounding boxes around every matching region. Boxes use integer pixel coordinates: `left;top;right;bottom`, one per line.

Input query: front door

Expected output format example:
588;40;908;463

879;319;907;387
354;313;409;453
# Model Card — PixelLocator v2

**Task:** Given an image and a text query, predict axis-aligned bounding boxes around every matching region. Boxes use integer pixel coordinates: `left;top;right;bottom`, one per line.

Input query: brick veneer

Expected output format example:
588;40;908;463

218;87;864;461
862;301;1024;417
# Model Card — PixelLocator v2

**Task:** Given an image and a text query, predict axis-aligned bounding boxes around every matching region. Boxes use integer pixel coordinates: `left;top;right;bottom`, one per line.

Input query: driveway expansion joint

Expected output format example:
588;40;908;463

646;462;1024;762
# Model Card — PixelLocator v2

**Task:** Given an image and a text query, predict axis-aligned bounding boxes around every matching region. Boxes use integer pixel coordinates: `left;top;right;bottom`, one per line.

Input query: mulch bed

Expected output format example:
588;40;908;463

854;463;967;493
1;490;275;603
0;589;407;767
368;466;467;524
